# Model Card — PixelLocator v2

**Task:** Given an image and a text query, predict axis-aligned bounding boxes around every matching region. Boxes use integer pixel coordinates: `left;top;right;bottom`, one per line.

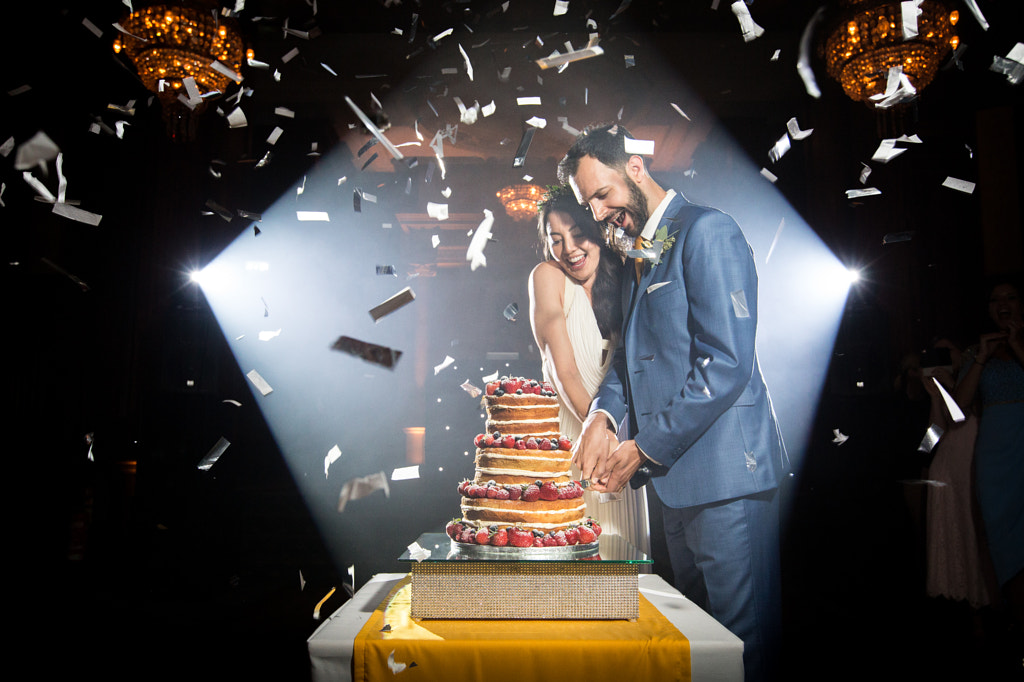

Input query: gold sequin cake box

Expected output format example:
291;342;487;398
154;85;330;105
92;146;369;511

399;533;651;620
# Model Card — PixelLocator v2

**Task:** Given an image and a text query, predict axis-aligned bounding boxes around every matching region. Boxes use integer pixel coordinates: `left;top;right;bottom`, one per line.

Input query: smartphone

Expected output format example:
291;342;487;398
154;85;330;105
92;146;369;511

920;347;953;377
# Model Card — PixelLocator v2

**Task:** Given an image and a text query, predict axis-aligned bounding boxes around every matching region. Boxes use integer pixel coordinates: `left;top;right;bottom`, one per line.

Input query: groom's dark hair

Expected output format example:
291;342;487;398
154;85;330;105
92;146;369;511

557;123;645;186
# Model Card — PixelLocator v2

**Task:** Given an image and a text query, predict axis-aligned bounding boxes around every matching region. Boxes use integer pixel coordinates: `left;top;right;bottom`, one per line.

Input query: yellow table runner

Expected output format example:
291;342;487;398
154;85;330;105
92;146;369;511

353;575;690;682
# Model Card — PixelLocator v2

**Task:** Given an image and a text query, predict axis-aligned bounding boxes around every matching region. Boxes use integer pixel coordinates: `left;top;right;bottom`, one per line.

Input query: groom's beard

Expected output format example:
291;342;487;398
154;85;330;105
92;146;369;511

624;179;650;237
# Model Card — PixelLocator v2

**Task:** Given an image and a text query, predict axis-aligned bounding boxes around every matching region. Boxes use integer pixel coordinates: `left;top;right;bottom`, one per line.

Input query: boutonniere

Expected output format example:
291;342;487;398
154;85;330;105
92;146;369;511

628;226;679;268
654;225;678;263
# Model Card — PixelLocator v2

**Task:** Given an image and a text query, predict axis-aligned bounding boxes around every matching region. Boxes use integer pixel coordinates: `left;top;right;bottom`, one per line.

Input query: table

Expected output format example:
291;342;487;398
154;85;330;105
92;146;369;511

308;572;743;682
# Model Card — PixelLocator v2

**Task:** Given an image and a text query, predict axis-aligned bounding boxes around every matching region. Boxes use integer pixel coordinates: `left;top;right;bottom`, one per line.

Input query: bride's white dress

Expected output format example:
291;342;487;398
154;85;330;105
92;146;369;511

541;274;651;558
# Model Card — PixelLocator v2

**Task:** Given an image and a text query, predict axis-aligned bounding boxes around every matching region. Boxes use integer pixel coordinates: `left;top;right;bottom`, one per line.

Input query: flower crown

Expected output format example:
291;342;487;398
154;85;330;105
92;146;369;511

537;183;576;211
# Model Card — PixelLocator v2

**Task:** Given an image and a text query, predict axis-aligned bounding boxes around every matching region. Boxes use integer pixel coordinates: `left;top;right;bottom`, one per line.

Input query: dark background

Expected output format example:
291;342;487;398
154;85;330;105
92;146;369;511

4;1;1022;679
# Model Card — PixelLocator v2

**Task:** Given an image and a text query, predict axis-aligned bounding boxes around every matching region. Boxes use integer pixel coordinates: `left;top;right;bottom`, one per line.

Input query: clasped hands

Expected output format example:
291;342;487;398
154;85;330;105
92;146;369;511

571;412;646;493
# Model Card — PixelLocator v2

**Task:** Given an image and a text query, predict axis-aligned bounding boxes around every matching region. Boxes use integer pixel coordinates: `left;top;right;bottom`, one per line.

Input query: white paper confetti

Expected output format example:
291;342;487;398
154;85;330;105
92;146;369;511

624;137;655;156
297;211;330;221
258;329;282;341
344;96;405;160
730;289;750;318
466;209;494;271
786;117;813;140
211;60;243;83
226;107;248;128
870;66;917;109
871;139;907;163
941;177;975;194
731;0;764;42
391;465;420;481
917;423;944;454
932;377;966;422
832;429;849;445
962;0;989;30
901;0;922;40
387;650;407;674
427;202;449;220
53;202;103;226
534;42;604;69
197;437;230;470
81;17;104;37
337;471;390;512
246;369;273;396
764;218;784;264
325;445;342;478
768;134;791;163
407;540;431;561
434;355;455;375
13;130;60;170
846;187;882;199
458;43;474;81
369;287;416;321
460;380;482;398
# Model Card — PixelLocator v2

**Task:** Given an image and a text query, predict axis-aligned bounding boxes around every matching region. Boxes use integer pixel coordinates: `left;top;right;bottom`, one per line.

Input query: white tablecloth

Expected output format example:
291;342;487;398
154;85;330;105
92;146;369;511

307;572;743;682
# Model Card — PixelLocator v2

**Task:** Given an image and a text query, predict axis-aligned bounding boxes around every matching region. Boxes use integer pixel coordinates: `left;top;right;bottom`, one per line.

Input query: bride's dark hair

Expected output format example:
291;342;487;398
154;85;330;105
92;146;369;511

536;189;623;340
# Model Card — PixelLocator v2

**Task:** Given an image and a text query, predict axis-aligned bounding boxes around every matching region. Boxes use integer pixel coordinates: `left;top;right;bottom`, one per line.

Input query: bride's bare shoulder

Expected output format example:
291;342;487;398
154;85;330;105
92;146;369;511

530;260;565;282
529;261;567;298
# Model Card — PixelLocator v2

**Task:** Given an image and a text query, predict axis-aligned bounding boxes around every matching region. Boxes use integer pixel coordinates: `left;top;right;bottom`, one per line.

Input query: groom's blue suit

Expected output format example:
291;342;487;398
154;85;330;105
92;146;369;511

591;191;788;681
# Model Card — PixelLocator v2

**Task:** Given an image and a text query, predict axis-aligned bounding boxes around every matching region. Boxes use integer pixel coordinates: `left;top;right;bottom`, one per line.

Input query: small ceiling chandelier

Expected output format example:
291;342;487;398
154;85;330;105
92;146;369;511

823;0;959;106
496;184;545;222
113;1;246;140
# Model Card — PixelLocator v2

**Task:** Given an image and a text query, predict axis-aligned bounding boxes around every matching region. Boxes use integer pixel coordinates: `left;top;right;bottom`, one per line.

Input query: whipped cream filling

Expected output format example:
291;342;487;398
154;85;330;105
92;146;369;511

478;454;570;463
461;501;586;515
483;427;562;437
475;467;572;477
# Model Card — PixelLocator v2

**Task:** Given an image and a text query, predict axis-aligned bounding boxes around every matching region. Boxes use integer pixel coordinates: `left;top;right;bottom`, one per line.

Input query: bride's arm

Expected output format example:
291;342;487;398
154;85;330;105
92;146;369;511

528;262;593;423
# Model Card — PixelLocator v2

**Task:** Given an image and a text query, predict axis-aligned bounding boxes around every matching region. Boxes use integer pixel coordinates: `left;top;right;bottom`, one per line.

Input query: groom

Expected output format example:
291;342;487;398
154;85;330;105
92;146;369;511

561;124;788;682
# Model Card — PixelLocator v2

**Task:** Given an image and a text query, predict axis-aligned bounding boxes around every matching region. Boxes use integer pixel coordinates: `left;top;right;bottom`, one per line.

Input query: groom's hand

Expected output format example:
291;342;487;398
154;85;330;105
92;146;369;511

572;412;617;484
590;440;645;493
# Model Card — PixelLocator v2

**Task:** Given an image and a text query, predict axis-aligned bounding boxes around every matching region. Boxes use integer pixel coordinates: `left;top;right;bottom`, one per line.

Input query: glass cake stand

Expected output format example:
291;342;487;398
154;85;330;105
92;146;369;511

399;531;651;563
398;532;651;620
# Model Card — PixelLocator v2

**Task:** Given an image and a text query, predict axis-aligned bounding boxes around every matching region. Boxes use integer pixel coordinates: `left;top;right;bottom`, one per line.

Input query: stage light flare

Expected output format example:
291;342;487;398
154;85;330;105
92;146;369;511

188;262;239;295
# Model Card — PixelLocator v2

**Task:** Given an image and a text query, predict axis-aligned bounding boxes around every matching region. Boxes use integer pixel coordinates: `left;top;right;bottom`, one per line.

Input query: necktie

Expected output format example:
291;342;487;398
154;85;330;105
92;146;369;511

634;235;644;283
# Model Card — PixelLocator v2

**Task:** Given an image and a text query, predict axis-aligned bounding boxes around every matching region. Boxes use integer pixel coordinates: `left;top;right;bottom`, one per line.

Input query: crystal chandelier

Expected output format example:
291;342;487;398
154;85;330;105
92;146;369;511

823;0;959;106
113;1;245;140
496;184;545;222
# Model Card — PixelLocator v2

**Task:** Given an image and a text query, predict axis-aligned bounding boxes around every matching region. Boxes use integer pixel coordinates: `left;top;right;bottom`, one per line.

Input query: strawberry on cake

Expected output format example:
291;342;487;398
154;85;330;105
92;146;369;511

445;376;602;548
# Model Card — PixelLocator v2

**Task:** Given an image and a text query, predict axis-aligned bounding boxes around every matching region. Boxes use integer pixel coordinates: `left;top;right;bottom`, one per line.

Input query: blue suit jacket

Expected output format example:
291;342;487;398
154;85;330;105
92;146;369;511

591;193;788;508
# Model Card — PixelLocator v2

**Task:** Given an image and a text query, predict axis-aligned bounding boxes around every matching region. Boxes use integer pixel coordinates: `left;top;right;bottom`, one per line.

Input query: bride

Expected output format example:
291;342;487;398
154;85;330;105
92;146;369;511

528;187;650;557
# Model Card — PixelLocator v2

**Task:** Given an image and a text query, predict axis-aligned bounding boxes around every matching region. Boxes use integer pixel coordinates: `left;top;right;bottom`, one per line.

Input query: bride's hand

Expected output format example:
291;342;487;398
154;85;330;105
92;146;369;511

572;412;617;484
